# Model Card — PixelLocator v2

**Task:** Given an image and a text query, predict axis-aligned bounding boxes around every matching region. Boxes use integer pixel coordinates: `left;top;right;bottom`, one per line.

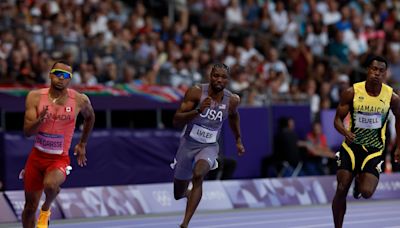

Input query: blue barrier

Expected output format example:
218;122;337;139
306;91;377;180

1;106;311;189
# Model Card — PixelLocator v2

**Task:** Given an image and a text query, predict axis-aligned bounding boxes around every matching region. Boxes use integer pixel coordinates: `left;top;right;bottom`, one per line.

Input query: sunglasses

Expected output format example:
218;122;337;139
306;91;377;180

50;69;72;79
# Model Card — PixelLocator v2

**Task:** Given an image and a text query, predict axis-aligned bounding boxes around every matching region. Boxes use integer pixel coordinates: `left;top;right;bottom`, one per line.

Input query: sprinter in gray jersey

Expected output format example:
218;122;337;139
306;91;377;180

172;63;245;228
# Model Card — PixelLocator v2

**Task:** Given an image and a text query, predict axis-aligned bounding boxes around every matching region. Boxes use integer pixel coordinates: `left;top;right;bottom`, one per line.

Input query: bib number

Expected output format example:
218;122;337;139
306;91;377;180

189;124;218;143
34;132;64;154
355;113;382;129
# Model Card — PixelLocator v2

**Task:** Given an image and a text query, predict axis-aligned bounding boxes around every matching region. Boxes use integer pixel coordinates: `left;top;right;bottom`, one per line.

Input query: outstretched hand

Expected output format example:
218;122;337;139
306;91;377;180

237;142;245;156
74;143;87;167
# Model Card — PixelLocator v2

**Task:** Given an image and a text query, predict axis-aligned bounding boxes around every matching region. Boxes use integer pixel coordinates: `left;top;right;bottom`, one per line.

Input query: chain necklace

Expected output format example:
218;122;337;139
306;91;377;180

49;94;61;103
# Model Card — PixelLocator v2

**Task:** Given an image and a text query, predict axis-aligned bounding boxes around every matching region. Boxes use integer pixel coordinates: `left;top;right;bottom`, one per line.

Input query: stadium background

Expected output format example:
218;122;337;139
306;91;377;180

1;0;400;225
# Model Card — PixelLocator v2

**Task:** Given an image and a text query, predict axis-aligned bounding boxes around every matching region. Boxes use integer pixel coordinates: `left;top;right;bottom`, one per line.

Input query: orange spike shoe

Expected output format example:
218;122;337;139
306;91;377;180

36;209;51;228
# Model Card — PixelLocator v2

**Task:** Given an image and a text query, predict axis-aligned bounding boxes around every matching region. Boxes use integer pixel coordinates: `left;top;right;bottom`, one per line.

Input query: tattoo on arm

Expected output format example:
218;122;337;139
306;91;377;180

79;94;95;144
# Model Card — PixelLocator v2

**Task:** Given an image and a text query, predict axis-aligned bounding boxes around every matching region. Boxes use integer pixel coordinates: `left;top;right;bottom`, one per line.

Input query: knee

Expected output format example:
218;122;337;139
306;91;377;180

335;183;350;197
192;163;208;183
359;187;374;199
192;171;205;183
43;181;59;194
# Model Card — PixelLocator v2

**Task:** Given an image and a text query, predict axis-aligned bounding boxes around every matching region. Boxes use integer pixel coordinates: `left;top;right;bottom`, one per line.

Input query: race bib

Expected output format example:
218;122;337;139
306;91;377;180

189;124;218;143
34;132;64;154
354;113;382;129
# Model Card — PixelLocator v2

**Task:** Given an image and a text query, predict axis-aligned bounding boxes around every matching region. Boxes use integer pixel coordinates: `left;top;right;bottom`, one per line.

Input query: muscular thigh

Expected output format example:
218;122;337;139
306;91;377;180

174;138;218;180
357;154;381;195
24;150;70;191
337;143;356;174
336;169;354;191
194;144;219;168
358;172;379;193
24;151;45;191
174;139;201;180
43;169;66;188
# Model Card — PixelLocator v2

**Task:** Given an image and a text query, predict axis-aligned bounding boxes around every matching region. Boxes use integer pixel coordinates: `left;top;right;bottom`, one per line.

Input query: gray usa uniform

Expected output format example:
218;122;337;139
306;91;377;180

173;84;232;180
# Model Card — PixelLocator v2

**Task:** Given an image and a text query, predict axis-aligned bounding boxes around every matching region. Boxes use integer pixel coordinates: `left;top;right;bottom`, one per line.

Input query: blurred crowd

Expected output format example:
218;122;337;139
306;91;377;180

1;0;400;120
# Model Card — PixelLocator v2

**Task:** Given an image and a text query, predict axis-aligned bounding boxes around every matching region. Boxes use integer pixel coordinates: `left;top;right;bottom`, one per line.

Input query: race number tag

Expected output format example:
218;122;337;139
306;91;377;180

354;113;382;129
189;124;218;143
34;132;64;154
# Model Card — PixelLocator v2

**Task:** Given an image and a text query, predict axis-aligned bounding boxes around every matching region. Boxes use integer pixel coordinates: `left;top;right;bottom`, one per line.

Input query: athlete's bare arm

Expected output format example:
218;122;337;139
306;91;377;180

228;94;245;156
77;93;95;144
23;90;47;137
334;87;356;143
74;93;95;167
173;85;210;128
390;92;400;162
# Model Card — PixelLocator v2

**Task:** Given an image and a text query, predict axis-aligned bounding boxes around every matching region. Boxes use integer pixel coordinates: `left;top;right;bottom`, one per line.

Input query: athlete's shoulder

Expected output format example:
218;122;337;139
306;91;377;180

382;83;393;91
25;89;45;107
77;92;90;103
68;89;90;106
191;84;202;91
353;81;364;89
390;88;400;103
229;92;240;105
340;86;355;103
344;85;355;93
184;85;202;99
67;88;81;99
223;87;233;96
26;88;46;99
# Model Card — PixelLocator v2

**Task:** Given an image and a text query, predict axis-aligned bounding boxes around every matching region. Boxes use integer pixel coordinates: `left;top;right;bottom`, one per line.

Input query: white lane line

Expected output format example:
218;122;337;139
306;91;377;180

107;210;400;228
54;203;400;227
290;217;400;228
197;216;400;228
193;216;332;228
36;201;400;228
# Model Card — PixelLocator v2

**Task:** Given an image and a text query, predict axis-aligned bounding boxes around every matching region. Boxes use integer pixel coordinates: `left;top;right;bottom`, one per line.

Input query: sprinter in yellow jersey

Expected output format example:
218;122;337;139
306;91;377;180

332;56;400;228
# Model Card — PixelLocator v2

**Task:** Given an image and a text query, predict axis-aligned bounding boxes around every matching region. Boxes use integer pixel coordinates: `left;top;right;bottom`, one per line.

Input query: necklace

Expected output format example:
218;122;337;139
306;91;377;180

49;94;61;103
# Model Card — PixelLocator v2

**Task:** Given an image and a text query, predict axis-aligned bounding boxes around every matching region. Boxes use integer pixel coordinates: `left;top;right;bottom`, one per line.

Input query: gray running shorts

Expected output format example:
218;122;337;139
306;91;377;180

173;137;219;180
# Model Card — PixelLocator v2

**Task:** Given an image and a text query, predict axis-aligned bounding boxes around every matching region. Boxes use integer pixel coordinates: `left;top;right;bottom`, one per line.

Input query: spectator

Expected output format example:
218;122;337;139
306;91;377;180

327;29;350;64
306;22;328;57
304;79;320;120
262;48;289;93
0;0;398;117
273;117;305;177
303;122;335;176
225;0;244;26
271;1;288;36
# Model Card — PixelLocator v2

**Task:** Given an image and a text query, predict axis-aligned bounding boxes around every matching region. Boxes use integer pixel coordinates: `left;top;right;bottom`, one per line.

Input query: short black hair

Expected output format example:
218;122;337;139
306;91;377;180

211;63;230;75
51;60;71;70
366;56;388;69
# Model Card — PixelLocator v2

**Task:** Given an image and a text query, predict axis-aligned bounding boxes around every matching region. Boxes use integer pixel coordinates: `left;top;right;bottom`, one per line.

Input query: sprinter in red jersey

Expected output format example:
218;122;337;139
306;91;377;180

21;61;95;228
